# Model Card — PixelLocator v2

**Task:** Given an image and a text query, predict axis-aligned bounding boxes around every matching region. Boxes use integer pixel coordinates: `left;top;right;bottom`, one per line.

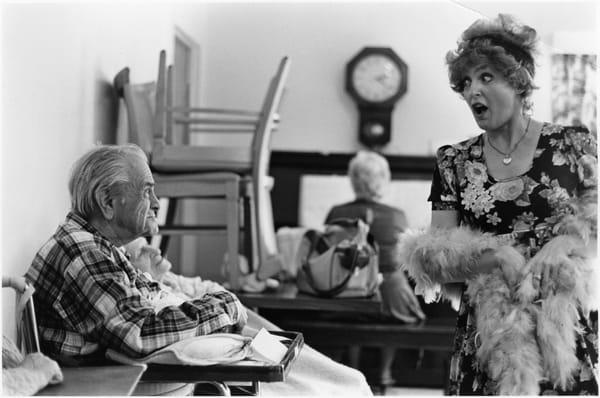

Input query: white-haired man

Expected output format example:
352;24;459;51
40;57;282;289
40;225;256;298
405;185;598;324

26;144;372;396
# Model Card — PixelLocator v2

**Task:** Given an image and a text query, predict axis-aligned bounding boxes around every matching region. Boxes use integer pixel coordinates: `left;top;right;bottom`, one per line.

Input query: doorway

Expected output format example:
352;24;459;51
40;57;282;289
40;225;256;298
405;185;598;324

165;27;201;273
172;27;200;145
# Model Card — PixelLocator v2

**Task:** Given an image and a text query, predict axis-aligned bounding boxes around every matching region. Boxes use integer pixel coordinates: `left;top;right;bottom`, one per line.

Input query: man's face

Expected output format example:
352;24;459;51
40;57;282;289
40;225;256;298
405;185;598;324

113;157;160;241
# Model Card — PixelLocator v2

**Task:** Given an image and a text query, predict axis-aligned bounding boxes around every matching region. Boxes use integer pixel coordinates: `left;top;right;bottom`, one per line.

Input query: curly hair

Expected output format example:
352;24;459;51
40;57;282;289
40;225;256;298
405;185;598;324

446;14;539;111
348;151;391;200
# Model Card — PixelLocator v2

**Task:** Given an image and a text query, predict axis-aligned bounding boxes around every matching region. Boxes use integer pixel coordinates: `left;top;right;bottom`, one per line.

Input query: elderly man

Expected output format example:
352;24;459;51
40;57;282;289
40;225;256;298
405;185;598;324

26;144;247;363
26;144;372;396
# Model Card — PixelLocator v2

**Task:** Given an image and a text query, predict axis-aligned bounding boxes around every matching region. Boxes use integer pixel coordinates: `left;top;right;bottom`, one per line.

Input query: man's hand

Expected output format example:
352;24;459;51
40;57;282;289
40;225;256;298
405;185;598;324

238;304;249;330
125;238;171;280
139;245;172;280
198;280;228;296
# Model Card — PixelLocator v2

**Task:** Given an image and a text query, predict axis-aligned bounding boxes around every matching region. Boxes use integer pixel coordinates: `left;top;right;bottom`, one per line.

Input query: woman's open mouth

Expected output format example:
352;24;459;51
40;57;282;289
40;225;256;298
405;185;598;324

472;103;488;117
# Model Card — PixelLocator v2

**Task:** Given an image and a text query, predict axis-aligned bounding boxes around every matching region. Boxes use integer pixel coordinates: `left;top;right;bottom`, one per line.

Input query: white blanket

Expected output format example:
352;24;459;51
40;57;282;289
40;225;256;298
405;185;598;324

247;310;373;396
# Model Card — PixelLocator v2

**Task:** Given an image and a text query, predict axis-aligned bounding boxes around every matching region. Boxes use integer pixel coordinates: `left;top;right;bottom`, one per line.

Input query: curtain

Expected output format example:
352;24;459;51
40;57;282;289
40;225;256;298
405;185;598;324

551;54;597;136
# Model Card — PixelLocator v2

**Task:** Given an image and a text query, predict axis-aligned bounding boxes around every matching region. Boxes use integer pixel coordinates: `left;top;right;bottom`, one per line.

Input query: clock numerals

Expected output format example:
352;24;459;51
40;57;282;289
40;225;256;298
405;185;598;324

352;55;402;102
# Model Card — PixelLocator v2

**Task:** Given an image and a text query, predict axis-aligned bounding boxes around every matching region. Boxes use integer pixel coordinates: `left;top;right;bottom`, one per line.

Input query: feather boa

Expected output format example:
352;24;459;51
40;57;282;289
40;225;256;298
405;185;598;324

398;191;598;395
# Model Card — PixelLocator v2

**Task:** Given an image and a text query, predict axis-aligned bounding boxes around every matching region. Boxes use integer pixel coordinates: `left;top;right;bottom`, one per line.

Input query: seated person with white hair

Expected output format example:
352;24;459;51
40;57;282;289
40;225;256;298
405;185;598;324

326;151;425;324
25;144;372;396
325;150;426;387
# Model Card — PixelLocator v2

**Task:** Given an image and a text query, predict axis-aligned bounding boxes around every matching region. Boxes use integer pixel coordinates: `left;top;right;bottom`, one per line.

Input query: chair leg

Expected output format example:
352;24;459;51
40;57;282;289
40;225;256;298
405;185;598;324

242;193;256;273
251;381;260;396
415;348;425;369
159;198;178;255
193;382;231;396
347;345;361;369
225;180;241;291
226;382;260;396
254;176;283;280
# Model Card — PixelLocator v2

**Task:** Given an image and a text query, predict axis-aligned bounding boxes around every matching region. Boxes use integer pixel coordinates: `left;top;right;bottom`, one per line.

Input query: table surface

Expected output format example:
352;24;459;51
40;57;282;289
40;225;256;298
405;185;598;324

36;364;146;396
236;282;382;314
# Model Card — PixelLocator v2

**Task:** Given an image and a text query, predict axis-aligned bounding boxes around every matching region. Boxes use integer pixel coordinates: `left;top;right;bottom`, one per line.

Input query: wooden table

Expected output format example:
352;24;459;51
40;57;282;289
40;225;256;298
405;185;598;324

36;365;146;396
237;282;382;314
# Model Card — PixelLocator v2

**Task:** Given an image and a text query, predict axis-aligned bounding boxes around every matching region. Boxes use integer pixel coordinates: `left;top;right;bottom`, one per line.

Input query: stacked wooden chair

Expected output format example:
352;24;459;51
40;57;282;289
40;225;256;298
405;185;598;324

114;51;290;289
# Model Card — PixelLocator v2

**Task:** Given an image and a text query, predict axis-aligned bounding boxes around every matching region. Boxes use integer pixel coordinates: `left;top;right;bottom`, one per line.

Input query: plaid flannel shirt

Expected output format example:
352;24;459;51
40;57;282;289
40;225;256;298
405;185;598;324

26;212;246;359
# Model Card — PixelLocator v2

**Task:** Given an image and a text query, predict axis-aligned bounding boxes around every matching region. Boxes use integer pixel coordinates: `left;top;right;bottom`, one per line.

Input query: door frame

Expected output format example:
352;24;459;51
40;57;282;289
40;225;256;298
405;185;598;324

174;26;200;107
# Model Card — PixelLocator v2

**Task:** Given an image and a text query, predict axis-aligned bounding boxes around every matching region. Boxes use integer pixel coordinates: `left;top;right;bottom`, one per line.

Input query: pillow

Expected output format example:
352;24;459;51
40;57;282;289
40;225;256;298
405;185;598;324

106;333;252;366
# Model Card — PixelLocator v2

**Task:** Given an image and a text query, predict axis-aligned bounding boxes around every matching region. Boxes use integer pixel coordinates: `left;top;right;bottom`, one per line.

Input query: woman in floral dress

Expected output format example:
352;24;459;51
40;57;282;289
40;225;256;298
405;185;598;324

426;14;598;394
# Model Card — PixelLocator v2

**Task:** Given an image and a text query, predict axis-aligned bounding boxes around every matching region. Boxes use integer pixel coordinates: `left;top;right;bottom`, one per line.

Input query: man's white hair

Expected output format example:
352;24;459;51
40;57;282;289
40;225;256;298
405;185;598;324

68;144;147;219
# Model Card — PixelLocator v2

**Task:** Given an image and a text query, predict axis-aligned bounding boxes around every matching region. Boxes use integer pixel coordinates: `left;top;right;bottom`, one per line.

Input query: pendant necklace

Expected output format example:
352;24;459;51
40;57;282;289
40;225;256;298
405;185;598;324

487;117;531;165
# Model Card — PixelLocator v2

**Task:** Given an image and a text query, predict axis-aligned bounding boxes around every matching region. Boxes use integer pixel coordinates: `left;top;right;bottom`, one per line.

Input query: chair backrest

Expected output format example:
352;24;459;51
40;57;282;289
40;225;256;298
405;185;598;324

249;57;290;274
250;56;290;193
154;49;290;172
2;276;41;354
113;67;156;155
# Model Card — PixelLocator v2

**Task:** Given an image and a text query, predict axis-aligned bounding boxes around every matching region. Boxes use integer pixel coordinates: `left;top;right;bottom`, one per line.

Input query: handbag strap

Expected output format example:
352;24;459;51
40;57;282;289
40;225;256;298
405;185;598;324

301;244;361;298
302;230;321;265
326;218;360;229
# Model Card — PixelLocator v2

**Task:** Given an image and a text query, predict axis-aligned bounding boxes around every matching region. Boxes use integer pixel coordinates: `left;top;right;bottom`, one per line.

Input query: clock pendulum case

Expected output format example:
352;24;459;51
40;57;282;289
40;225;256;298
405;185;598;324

345;47;408;147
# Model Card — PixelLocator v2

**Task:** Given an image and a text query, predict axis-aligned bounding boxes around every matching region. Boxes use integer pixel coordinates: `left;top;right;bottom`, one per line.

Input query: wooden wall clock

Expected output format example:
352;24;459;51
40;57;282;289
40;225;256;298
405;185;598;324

346;47;408;148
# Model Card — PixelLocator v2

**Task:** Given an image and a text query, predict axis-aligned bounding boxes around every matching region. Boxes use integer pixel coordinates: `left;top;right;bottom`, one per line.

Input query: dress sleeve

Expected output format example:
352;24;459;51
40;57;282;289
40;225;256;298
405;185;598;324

428;145;459;211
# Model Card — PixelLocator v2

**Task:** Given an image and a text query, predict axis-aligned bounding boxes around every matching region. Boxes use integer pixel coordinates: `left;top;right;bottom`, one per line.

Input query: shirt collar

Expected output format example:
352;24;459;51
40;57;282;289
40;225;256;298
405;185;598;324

354;197;378;204
64;212;142;286
65;211;118;256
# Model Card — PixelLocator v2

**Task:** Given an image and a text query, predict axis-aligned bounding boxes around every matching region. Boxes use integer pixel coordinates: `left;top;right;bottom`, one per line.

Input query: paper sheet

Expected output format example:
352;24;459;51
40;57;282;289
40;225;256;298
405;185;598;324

249;328;288;364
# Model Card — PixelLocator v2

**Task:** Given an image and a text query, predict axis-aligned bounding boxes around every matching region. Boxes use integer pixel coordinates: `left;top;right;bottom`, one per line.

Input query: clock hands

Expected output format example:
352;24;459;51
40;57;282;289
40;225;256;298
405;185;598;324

346;47;408;147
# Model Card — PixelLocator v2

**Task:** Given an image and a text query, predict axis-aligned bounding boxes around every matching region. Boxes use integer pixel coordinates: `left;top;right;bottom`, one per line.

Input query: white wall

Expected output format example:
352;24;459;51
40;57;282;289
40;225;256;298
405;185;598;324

183;0;597;280
1;1;597;339
198;1;597;154
1;2;208;339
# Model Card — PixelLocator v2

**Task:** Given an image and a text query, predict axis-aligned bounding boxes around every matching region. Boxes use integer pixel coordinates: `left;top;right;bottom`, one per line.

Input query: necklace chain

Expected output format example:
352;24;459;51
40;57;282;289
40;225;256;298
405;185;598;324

487;117;531;165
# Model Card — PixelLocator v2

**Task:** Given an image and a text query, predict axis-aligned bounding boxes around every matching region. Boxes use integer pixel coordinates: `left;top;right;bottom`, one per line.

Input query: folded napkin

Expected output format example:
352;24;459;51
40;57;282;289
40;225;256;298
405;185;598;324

249;328;288;364
106;333;252;366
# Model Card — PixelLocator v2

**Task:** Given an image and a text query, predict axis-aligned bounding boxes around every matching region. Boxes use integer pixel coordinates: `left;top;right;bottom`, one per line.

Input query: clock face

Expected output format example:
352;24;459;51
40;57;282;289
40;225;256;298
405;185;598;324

351;54;403;102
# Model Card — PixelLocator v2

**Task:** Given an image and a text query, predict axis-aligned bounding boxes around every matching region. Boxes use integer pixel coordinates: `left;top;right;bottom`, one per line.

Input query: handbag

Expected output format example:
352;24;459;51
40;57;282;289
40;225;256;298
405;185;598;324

296;218;379;298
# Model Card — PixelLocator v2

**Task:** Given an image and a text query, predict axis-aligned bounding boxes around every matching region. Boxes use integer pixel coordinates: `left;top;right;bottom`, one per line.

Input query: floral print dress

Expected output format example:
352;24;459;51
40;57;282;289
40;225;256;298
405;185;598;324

428;123;598;395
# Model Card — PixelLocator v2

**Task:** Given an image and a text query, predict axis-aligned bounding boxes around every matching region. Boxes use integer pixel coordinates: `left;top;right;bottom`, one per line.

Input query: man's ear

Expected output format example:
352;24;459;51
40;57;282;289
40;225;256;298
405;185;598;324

95;189;115;220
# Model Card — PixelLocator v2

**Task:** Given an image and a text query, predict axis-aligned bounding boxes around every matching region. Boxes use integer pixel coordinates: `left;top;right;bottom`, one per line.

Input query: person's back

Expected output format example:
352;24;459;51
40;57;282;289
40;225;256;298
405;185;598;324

322;151;424;387
326;198;407;274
